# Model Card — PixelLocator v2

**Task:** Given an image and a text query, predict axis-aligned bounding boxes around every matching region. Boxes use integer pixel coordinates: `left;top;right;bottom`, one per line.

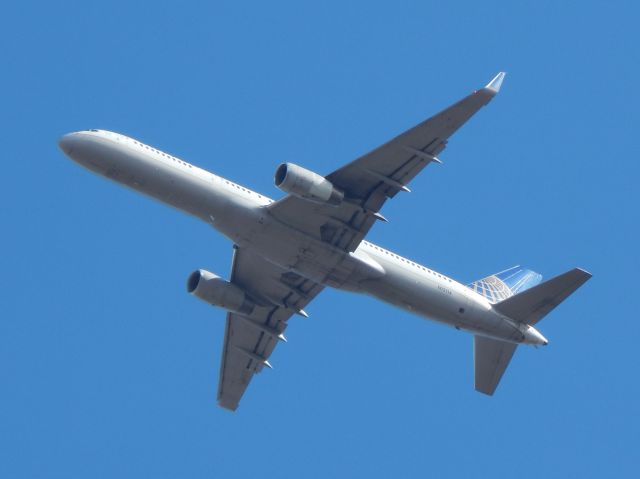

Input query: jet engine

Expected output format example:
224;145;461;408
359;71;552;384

187;269;255;315
274;163;343;205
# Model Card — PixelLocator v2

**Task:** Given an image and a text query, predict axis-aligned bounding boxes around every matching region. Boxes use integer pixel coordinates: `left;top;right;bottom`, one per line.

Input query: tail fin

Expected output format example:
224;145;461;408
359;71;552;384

493;268;592;325
474;267;591;395
468;266;542;303
474;336;517;395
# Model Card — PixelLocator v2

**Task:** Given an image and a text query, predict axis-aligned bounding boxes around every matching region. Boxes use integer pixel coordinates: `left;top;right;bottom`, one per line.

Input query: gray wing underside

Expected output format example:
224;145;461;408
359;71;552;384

267;73;505;253
217;247;324;411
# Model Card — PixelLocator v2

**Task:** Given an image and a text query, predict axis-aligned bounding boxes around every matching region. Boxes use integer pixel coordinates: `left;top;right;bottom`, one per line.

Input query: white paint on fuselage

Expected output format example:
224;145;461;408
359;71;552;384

59;129;534;345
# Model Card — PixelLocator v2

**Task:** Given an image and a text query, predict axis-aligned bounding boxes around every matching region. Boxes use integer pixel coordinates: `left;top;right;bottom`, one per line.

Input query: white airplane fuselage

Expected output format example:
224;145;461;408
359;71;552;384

60;129;547;346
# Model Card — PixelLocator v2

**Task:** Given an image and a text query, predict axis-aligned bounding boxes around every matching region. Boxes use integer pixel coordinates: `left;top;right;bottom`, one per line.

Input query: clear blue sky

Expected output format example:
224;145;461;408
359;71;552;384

2;1;638;477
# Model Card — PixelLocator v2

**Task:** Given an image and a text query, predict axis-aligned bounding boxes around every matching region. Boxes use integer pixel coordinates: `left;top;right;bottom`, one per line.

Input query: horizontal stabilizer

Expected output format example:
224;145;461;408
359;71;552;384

493;268;592;325
474;336;517;395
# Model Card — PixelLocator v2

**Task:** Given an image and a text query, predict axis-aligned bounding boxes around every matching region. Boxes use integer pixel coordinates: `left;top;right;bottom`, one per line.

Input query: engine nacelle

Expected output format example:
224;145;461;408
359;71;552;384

187;269;255;315
274;163;343;205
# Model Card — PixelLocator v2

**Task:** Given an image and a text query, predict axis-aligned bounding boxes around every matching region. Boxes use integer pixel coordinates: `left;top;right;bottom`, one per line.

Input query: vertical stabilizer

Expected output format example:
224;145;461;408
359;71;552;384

469;266;542;303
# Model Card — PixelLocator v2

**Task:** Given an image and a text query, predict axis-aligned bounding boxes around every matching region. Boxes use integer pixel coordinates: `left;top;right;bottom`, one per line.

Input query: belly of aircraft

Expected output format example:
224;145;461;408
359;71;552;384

215;211;526;344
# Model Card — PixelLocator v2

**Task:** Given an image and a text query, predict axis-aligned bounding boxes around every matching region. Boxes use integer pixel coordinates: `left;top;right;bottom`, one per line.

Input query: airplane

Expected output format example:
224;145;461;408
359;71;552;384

59;72;591;411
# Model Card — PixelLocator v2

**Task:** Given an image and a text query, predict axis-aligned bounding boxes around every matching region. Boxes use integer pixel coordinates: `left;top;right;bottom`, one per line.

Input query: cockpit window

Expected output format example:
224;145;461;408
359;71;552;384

88;129;99;132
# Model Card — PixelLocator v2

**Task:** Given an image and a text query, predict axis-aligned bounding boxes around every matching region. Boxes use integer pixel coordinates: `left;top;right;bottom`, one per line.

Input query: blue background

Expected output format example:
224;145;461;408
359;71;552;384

2;1;638;477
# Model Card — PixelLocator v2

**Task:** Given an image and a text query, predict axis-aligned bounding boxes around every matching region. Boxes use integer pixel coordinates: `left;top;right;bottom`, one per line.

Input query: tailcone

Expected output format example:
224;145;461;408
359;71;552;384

522;325;548;346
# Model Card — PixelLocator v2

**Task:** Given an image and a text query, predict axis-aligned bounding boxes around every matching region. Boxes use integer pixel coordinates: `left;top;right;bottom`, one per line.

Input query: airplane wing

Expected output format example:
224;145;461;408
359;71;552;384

268;72;506;253
217;246;324;411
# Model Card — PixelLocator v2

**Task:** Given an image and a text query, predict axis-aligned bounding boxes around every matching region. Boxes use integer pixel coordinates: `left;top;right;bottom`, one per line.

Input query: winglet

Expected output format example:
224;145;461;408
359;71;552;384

484;72;506;94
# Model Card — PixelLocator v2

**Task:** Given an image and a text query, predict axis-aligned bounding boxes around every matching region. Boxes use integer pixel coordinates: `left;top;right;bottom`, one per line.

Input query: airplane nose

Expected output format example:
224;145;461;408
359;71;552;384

58;133;78;155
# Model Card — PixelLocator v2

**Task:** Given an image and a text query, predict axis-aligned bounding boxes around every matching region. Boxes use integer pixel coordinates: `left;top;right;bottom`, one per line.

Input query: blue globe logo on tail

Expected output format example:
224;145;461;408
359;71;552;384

468;266;543;303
